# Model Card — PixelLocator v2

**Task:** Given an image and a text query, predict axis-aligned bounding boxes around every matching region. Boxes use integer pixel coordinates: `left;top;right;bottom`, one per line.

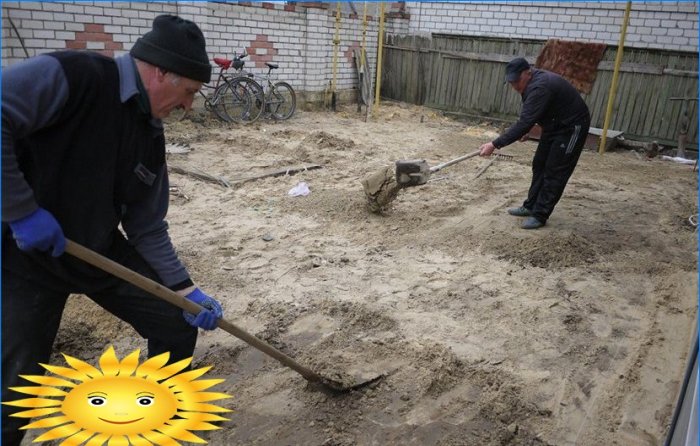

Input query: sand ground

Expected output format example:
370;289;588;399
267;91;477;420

34;102;697;445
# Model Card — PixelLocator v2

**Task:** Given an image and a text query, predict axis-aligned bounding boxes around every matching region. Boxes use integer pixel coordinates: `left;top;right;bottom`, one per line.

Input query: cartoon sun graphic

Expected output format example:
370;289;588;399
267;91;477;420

3;346;232;445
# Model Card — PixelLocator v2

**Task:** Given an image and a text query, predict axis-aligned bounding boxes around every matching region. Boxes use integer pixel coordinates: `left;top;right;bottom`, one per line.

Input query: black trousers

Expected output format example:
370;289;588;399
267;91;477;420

523;122;590;223
1;247;198;446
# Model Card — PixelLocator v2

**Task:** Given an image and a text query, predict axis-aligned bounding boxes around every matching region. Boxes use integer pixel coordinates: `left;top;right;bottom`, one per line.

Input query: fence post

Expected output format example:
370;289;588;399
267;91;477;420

599;0;632;154
373;2;385;114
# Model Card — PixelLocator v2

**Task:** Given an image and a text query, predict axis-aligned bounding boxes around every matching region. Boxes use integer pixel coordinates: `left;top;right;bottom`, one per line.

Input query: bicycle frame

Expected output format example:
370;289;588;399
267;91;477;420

199;62;234;108
252;64;296;120
180;52;291;122
197;57;253;122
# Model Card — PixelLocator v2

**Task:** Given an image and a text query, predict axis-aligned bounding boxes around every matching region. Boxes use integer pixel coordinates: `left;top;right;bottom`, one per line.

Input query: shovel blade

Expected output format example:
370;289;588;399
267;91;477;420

396;159;430;187
311;373;385;394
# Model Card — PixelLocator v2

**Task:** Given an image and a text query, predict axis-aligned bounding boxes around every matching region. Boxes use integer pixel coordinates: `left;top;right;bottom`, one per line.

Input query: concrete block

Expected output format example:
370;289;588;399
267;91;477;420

84;6;104;16
31;11;53;21
87;41;105;50
41;2;64;12
45;39;65;49
25;38;46;47
94;16;112;25
64;4;84;14
21;19;43;29
7;9;32;19
44;21;65;30
74;15;93;23
66;23;85;32
55;31;75;40
33;29;54;39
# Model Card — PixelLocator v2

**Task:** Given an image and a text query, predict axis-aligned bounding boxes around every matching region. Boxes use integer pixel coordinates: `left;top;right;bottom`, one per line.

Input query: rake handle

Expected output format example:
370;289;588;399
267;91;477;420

64;239;327;384
429;149;481;173
473;154;503;179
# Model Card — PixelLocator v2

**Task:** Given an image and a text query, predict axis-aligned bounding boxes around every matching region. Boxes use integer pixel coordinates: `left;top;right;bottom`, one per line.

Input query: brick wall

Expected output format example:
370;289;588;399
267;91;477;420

1;1;408;105
404;1;698;52
2;1;695;103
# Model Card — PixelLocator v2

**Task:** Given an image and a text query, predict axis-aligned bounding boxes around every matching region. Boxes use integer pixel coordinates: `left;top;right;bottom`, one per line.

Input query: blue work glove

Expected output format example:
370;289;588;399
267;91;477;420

183;288;223;330
8;208;65;257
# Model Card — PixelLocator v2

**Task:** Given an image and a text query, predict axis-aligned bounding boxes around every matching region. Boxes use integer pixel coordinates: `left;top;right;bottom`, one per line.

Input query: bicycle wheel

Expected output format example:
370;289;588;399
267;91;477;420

268;81;296;120
217;81;251;123
230;76;265;123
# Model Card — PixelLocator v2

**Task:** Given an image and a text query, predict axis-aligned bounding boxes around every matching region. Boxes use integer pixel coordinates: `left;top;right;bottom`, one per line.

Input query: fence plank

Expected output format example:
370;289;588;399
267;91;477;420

382;34;698;148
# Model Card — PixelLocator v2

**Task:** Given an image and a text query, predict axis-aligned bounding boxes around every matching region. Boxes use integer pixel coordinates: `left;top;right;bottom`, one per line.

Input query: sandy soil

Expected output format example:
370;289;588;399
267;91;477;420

37;102;697;445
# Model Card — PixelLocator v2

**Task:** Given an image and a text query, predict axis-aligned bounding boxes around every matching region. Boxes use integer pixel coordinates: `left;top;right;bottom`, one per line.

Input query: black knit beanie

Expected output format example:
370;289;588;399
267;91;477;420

130;15;211;83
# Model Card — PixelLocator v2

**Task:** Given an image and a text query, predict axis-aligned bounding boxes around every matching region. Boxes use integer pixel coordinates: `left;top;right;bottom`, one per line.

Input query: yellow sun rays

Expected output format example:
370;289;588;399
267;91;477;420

3;346;232;445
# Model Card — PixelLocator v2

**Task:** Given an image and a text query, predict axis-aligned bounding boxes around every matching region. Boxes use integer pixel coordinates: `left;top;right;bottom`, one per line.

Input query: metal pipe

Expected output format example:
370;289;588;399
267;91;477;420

361;1;368;71
8;17;30;58
330;2;341;111
599;0;632;154
373;2;385;112
357;1;370;114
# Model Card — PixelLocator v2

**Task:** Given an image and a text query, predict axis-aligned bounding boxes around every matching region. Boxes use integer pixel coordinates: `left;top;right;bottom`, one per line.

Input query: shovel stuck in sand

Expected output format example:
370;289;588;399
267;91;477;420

362;149;511;213
64;239;383;393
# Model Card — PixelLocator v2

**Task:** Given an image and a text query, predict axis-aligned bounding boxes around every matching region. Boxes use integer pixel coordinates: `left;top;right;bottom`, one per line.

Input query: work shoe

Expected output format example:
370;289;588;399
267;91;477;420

521;217;545;230
507;206;532;217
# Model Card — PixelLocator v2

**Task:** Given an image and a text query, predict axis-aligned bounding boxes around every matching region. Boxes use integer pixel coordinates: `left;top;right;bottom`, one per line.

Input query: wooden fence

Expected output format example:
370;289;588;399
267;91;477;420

382;34;698;148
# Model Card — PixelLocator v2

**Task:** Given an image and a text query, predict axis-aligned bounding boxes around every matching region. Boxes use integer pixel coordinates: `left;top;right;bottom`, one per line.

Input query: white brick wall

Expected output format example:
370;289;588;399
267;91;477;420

404;1;698;52
1;1;406;99
2;1;694;99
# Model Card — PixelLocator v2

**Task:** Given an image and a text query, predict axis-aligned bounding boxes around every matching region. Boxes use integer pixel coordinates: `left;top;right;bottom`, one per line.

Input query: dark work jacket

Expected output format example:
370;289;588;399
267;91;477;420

3;52;166;293
493;69;591;149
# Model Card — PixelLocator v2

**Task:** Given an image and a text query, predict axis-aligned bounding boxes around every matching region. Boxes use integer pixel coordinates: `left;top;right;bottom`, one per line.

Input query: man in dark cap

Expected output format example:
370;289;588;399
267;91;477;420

479;57;591;229
1;15;222;445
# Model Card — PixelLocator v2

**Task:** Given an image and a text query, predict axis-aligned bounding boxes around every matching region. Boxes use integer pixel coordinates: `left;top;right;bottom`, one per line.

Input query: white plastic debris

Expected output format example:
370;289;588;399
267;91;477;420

288;182;311;197
661;156;696;165
165;143;191;154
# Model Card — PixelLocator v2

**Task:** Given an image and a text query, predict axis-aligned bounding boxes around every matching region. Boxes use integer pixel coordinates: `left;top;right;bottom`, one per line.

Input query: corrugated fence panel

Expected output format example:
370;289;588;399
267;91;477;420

382;34;698;148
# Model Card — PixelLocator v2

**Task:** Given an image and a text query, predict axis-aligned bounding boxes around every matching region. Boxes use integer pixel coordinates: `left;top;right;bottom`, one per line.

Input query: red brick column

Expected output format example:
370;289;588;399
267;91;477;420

247;34;278;69
66;24;123;57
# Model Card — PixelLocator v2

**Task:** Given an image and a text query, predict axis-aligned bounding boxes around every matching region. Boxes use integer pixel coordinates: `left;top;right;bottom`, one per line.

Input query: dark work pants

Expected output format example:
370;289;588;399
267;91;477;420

523;122;590;223
1;252;198;446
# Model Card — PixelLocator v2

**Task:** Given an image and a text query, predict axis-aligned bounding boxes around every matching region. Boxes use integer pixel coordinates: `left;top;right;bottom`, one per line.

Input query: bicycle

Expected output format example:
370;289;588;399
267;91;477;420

175;57;252;123
177;53;296;123
250;62;296;120
225;52;265;123
224;51;296;122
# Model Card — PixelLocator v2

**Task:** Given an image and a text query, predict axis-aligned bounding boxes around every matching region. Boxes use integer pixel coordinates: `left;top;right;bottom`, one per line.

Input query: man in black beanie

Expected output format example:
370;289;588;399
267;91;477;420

131;14;212;84
1;15;221;445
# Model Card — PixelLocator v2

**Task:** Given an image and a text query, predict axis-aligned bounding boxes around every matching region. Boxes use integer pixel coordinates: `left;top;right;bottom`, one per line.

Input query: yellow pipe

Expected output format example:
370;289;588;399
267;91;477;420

331;2;341;95
599;0;632;154
373;2;385;112
360;2;368;70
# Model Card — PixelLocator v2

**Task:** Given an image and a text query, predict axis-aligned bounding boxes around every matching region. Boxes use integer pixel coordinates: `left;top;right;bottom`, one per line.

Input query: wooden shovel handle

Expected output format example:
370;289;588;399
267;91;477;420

64;239;326;384
429;149;481;173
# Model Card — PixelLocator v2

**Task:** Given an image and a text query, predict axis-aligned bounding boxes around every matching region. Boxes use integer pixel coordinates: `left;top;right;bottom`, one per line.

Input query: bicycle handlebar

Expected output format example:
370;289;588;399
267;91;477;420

231;51;248;71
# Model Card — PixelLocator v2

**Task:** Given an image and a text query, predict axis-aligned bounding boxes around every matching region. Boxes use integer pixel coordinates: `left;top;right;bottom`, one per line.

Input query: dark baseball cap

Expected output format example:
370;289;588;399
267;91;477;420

505;57;530;82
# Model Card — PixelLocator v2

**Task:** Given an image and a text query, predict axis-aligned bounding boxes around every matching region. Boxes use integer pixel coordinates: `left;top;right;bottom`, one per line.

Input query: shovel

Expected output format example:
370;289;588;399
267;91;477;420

395;149;482;187
64;239;382;393
362;149;498;212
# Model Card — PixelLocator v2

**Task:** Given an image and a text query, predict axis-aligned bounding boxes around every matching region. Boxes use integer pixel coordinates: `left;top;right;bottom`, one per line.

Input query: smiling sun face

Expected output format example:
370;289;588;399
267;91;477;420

3;346;232;444
62;375;178;436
